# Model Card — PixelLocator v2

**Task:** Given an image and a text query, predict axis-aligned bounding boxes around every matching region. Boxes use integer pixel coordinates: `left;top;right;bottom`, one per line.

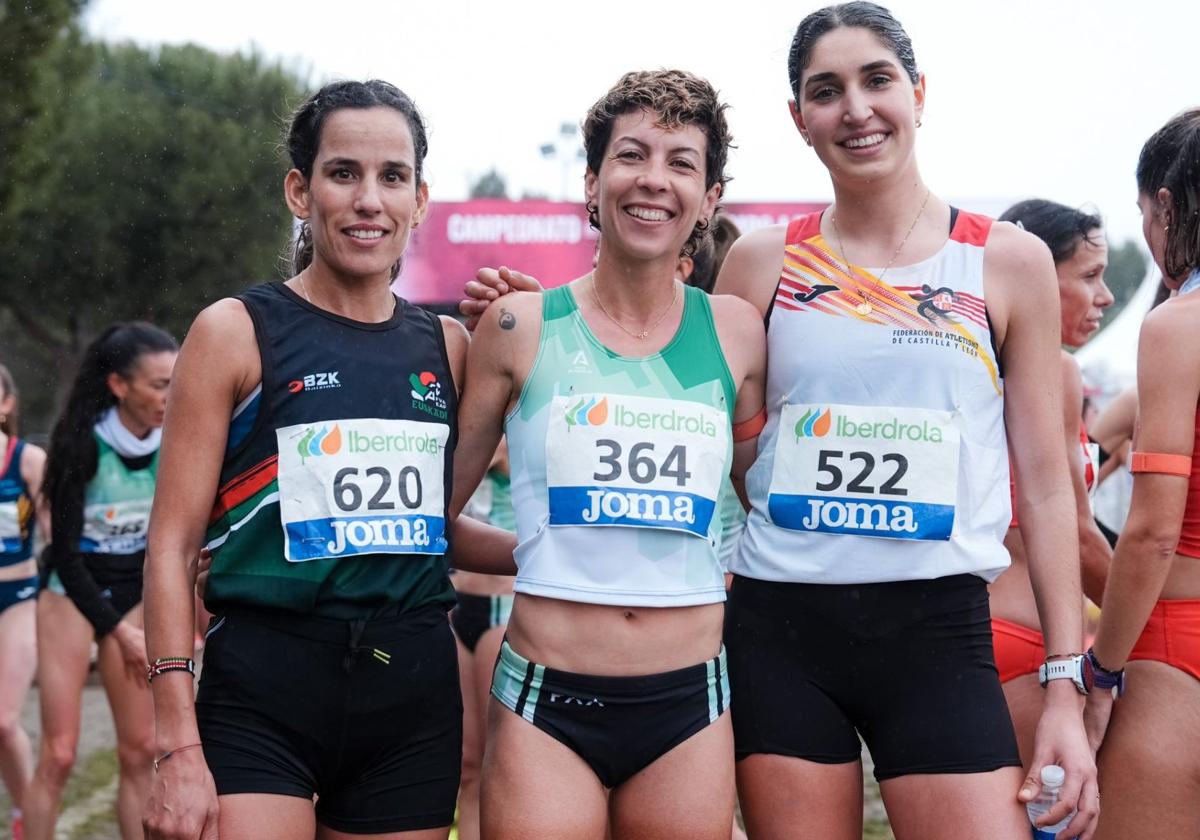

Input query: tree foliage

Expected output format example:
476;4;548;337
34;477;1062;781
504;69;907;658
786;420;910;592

0;33;308;431
0;0;90;219
469;168;509;199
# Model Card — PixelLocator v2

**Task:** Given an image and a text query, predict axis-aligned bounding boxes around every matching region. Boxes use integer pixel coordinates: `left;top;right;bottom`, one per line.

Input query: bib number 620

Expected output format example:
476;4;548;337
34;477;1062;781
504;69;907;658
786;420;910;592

814;450;908;496
333;466;423;512
593;440;691;487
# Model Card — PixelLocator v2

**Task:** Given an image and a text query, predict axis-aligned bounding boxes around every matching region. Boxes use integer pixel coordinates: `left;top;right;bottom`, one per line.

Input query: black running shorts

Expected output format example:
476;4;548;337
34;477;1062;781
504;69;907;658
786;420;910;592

491;640;729;788
195;605;462;833
725;573;1021;781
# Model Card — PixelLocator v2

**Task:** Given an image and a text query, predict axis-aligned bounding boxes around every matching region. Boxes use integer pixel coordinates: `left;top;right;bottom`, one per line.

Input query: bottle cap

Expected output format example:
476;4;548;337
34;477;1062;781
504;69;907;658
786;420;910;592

1040;765;1065;788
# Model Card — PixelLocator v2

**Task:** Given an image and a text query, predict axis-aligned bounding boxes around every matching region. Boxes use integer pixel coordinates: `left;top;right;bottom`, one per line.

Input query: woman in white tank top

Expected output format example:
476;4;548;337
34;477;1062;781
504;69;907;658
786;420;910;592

714;5;1098;840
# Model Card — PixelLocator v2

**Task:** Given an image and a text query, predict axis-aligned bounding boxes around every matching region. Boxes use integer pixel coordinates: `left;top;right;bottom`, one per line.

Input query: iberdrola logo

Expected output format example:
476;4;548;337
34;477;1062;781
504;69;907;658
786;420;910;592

564;396;608;430
297;424;342;462
794;407;832;441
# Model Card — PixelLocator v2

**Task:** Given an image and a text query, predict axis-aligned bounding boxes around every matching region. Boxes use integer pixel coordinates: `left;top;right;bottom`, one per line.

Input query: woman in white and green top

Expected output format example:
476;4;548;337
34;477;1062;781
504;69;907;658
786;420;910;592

450;70;766;839
26;322;177;840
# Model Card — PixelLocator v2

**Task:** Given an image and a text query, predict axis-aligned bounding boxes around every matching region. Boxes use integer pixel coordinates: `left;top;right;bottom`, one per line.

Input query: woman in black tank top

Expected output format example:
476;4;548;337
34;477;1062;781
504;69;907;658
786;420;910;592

142;81;514;840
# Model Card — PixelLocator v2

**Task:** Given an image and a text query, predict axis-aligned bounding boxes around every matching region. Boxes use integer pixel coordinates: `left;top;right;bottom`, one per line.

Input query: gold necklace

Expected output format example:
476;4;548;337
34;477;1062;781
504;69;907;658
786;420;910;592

297;272;396;317
591;273;679;340
832;187;932;316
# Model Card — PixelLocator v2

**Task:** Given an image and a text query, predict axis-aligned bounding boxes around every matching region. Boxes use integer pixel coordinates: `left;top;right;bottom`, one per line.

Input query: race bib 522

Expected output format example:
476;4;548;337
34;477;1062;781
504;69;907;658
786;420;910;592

545;393;728;537
767;403;959;541
276;418;448;562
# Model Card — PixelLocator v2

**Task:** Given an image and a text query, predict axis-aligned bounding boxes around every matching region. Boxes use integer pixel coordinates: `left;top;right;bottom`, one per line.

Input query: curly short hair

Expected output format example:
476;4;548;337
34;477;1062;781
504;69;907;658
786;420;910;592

582;69;732;257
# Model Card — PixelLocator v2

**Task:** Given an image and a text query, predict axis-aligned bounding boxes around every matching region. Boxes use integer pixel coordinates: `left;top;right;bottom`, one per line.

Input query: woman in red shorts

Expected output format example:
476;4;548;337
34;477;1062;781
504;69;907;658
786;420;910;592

988;199;1114;763
1085;108;1200;839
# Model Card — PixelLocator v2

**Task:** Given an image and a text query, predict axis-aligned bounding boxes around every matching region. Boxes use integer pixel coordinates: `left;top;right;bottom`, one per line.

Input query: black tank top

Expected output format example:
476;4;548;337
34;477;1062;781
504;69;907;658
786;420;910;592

204;282;457;618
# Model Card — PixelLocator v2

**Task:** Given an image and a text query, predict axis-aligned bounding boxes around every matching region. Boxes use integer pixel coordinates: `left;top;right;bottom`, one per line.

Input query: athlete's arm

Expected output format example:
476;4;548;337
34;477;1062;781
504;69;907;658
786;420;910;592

1061;354;1111;604
1092;303;1196;668
990;222;1098;836
1086;303;1197;754
439;315;470;392
20;442;49;542
143;298;253;840
1091;386;1137;486
446;293;540;574
709;294;767;506
712;224;786;318
49;509;128;639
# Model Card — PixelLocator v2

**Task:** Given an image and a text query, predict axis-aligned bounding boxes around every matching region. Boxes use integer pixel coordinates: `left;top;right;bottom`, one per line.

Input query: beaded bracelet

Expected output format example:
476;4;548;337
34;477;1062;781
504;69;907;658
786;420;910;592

146;657;195;684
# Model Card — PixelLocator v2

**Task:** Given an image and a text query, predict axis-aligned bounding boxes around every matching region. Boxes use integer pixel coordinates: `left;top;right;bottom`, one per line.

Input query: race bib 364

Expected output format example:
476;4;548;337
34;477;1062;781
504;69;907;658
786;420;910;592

545;393;729;537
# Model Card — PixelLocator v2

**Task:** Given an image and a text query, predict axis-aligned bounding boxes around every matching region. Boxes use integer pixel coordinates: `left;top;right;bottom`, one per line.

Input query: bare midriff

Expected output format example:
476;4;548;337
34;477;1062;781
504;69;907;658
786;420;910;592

505;593;723;675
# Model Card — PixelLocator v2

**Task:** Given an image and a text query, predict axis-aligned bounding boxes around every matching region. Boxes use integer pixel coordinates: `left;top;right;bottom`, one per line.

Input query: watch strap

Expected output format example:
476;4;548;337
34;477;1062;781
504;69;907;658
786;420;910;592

1038;655;1088;694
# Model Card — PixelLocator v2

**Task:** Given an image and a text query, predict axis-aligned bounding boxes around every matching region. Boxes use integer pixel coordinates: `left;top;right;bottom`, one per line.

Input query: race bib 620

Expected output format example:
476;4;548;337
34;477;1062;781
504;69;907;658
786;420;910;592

276;418;448;562
767;403;959;541
545;393;728;537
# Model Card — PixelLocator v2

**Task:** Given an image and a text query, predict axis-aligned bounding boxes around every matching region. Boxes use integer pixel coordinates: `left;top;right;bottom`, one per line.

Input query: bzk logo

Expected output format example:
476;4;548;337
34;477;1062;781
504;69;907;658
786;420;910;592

288;371;341;393
296;424;342;462
794;407;832;441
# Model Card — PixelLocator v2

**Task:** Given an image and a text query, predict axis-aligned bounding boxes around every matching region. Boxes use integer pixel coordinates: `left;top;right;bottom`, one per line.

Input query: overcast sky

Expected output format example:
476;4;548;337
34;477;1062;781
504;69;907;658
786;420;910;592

84;0;1199;245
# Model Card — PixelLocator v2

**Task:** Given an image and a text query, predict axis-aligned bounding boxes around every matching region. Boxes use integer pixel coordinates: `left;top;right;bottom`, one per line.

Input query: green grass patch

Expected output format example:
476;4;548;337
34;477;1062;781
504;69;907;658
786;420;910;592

60;748;119;813
864;818;896;840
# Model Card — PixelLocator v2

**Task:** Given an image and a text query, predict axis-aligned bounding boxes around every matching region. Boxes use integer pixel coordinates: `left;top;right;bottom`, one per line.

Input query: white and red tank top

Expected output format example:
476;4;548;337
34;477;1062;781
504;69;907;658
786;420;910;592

732;208;1012;584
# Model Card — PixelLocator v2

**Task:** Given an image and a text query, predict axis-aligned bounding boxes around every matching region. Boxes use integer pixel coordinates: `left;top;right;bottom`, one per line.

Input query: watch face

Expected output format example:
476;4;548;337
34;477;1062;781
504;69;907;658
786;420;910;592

1082;653;1096;692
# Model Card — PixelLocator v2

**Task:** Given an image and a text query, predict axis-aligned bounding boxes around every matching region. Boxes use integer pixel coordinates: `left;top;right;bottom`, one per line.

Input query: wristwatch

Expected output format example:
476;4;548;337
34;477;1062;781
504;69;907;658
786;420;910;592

1084;648;1126;699
1038;654;1089;695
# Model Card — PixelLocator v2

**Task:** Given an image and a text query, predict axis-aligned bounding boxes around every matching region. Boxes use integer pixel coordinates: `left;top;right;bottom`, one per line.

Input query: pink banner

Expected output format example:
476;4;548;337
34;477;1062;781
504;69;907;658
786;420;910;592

392;199;826;304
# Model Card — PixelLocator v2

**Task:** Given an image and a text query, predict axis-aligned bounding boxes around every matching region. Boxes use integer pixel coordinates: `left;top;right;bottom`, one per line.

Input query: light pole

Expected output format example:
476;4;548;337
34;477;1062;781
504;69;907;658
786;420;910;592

540;121;585;201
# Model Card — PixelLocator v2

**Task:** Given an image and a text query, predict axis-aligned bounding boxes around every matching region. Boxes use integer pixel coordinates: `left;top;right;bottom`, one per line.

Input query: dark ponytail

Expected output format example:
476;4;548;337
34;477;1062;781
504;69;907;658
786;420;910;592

1137;108;1200;280
43;322;177;551
284;79;430;281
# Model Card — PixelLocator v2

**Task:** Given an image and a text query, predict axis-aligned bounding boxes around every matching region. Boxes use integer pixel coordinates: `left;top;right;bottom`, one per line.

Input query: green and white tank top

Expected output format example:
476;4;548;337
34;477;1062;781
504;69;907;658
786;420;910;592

506;283;735;607
78;435;158;555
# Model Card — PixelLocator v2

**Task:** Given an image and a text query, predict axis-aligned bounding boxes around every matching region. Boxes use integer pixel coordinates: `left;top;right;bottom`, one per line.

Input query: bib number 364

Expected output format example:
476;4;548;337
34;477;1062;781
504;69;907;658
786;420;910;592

545;393;728;538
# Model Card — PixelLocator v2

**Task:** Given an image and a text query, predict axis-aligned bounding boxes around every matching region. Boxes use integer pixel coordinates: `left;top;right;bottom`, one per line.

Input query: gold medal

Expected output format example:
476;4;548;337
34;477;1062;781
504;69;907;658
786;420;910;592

855;302;872;316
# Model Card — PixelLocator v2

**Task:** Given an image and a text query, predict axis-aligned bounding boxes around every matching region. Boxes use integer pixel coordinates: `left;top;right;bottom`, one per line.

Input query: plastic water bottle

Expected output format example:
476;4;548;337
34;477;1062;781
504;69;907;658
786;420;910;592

1026;765;1075;838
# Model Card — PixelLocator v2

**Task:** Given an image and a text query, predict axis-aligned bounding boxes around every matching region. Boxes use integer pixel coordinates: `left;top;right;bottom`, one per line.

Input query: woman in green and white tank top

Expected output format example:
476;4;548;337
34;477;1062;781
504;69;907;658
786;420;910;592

450;70;767;840
27;323;177;840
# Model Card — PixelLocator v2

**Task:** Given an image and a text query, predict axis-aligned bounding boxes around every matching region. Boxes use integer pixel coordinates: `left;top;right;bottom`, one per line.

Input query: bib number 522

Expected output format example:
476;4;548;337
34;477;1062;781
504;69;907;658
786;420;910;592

814;450;909;496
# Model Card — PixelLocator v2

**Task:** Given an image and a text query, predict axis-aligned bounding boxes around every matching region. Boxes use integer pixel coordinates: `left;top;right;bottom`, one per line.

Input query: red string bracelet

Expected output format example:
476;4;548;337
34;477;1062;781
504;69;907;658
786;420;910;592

153;743;204;772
